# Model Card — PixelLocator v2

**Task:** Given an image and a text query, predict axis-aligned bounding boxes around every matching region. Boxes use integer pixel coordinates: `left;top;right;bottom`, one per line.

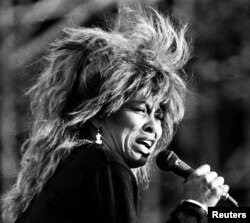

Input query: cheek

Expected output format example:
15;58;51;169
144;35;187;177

110;112;140;131
109;113;142;148
103;113;137;145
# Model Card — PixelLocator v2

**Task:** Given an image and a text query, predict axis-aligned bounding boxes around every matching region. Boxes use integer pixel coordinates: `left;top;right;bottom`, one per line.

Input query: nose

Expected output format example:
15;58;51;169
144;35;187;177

142;115;159;135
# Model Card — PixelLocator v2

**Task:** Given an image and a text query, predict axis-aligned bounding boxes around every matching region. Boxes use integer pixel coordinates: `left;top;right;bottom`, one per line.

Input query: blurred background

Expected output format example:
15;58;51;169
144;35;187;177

0;0;249;222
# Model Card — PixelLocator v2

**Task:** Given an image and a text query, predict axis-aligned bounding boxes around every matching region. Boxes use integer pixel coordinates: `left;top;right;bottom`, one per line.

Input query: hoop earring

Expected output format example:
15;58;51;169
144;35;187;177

95;127;102;145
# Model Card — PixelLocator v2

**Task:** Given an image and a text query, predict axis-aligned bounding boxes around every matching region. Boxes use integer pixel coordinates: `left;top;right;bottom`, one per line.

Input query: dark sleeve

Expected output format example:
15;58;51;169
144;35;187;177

91;162;138;223
166;202;208;223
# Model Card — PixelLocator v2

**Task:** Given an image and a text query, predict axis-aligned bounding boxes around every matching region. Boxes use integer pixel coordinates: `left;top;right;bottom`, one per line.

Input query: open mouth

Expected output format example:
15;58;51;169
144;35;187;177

136;139;153;149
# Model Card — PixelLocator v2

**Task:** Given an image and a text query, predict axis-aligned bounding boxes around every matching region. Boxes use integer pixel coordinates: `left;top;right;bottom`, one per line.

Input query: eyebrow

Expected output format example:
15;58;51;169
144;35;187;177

128;100;163;111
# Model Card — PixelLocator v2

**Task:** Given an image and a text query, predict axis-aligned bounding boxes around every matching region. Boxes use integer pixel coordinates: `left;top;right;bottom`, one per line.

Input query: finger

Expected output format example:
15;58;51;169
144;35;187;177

210;176;225;189
192;164;211;177
221;185;230;196
203;171;218;184
211;183;228;198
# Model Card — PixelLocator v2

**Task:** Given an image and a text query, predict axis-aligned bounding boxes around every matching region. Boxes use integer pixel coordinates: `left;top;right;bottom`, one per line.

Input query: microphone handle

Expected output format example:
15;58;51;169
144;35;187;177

221;193;239;207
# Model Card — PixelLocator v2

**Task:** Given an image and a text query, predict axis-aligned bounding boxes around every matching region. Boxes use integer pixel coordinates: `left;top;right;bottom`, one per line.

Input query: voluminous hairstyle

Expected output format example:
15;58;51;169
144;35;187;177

2;7;190;221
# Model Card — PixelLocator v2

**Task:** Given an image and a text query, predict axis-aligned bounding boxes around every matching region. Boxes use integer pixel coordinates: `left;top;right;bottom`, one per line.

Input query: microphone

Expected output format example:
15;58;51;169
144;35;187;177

156;150;239;207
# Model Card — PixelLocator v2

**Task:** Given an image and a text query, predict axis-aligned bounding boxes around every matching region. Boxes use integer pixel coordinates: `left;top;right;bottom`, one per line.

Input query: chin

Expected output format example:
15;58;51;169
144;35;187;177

126;156;148;168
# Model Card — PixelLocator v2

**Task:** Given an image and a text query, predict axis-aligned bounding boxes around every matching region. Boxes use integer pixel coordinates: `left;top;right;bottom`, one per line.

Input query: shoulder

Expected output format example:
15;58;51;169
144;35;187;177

77;144;137;184
48;143;137;194
63;143;134;180
71;143;126;165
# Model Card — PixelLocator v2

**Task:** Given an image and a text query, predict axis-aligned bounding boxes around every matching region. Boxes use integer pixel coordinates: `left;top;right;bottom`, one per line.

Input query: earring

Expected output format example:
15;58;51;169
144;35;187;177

95;127;102;144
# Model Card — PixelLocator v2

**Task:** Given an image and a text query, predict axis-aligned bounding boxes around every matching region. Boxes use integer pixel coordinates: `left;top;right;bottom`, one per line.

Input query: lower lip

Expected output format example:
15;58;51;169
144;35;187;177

135;147;150;159
127;144;150;168
139;151;150;158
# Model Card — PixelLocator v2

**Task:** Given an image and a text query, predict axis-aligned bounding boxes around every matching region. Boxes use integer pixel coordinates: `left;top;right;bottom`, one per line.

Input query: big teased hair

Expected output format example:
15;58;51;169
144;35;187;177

2;7;190;221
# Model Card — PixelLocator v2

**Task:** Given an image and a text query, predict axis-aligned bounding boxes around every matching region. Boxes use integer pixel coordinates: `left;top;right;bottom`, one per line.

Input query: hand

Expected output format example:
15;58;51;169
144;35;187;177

182;164;230;208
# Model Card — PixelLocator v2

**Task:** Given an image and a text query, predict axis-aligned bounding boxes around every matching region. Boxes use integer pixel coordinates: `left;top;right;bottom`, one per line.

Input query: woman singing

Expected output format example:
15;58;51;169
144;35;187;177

2;7;229;223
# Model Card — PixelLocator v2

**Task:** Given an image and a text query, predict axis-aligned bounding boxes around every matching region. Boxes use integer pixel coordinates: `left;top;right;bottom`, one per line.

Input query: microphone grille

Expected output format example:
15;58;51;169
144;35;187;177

156;150;178;171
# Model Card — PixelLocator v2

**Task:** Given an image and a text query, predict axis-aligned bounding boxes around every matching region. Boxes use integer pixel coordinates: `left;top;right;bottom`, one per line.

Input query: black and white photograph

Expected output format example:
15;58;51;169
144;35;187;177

0;0;250;222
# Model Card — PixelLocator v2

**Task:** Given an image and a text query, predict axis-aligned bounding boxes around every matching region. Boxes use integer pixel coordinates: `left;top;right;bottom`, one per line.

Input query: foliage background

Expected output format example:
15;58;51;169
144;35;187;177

0;0;249;222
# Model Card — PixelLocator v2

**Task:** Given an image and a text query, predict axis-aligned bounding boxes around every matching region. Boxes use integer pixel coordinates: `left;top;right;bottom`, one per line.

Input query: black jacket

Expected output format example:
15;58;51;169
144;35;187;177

16;143;207;223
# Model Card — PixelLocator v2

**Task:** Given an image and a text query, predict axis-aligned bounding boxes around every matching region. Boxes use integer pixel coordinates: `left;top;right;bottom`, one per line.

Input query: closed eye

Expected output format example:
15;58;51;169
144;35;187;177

132;107;146;114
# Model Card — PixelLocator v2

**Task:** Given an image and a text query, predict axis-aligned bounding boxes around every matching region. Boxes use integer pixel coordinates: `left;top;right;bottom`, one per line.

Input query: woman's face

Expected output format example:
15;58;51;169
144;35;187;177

100;94;163;168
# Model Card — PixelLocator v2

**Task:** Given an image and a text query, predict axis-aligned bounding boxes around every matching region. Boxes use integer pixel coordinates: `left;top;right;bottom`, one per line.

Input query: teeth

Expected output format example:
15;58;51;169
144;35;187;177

144;140;152;147
137;140;152;148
